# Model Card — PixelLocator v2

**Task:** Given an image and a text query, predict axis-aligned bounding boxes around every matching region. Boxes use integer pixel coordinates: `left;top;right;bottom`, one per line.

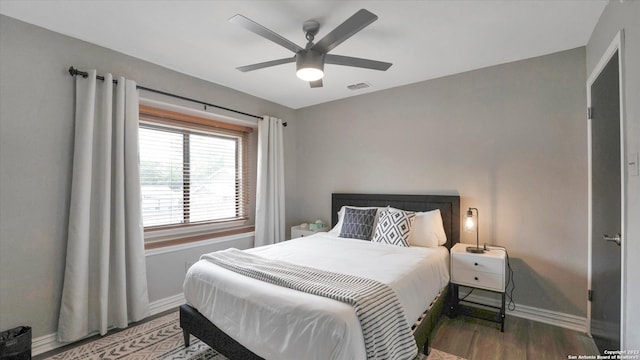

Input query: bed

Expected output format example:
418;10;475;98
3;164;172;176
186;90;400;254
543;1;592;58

180;193;460;360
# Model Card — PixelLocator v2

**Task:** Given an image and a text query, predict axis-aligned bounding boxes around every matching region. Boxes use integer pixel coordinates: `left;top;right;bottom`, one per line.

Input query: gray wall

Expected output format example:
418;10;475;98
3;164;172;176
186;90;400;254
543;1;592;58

292;47;589;316
145;235;254;302
586;0;640;349
0;15;297;337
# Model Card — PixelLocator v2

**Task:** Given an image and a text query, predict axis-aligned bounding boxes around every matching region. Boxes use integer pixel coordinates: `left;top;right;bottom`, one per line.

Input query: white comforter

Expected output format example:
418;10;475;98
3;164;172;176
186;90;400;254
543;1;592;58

183;233;450;360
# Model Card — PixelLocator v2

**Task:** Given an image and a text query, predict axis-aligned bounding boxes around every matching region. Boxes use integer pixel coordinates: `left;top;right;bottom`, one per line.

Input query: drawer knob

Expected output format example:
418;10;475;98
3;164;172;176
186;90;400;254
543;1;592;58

474;277;479;281
474;262;478;266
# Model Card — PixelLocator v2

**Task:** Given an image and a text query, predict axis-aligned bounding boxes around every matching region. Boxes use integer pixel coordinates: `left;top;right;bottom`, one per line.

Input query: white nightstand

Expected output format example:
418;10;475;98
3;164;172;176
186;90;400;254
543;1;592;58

449;242;507;331
290;225;328;239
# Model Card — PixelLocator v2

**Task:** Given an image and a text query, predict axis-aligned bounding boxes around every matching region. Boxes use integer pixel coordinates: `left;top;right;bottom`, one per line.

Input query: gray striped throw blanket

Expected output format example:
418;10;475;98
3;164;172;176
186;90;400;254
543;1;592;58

201;248;418;360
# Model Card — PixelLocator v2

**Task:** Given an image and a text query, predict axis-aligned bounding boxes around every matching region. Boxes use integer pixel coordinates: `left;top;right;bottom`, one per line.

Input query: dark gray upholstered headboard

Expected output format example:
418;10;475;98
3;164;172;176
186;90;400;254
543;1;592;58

331;193;460;250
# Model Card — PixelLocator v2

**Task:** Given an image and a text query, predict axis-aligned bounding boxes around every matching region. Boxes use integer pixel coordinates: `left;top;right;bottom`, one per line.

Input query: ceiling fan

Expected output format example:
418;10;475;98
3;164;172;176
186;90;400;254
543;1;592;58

229;9;392;88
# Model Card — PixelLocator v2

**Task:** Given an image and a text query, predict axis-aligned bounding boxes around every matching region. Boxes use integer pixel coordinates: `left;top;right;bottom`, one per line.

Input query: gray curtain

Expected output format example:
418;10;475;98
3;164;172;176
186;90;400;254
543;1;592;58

58;70;149;342
254;116;285;247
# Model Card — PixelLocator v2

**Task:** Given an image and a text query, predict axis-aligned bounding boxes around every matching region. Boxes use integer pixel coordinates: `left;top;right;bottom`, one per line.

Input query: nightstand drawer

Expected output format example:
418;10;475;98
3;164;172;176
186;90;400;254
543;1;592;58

291;228;314;238
452;254;504;275
451;268;504;292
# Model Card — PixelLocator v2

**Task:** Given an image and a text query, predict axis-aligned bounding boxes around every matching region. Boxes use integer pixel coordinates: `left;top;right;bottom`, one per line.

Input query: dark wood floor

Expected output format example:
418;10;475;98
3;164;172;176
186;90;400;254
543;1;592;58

431;314;599;360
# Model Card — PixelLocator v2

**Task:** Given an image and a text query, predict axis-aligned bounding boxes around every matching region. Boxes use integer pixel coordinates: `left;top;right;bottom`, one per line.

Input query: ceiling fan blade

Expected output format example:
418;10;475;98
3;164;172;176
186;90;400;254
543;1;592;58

229;14;303;53
237;57;296;72
311;9;377;54
325;54;392;71
310;79;323;88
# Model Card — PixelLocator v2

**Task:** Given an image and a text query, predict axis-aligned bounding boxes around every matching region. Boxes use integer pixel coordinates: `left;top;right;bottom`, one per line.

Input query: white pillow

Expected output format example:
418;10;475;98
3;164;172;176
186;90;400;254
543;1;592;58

328;206;381;236
408;209;447;247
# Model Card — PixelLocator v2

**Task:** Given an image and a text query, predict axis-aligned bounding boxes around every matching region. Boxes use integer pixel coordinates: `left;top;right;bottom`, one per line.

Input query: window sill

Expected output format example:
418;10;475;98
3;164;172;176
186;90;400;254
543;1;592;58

144;226;255;256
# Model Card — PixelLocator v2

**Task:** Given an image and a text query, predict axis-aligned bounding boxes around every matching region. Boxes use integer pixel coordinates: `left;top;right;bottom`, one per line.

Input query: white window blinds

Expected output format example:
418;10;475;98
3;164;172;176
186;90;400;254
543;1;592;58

138;106;251;230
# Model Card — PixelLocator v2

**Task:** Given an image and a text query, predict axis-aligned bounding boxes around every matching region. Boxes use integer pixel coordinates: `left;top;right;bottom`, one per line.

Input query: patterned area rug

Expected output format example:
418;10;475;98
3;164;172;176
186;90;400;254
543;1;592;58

44;311;464;360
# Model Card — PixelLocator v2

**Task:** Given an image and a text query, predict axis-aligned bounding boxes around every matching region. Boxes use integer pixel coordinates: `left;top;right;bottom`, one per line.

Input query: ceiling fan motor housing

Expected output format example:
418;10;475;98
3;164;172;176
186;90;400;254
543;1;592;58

296;49;325;80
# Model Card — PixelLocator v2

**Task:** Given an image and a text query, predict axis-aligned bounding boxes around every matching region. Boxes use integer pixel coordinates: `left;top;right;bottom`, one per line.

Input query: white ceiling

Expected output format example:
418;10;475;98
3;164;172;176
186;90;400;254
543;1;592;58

0;0;607;109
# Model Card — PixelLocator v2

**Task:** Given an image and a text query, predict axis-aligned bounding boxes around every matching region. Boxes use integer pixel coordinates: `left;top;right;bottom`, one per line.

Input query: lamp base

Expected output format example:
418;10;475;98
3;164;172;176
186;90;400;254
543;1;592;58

466;246;485;254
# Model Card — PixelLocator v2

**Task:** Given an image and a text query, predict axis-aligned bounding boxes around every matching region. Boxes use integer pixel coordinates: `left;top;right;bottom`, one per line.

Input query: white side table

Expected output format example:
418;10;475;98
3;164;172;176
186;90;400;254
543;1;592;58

290;225;328;239
449;242;507;331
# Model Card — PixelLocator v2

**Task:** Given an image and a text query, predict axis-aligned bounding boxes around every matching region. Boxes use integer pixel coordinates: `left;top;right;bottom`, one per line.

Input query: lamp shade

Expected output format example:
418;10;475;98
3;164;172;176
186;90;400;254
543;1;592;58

464;210;475;230
296;50;325;81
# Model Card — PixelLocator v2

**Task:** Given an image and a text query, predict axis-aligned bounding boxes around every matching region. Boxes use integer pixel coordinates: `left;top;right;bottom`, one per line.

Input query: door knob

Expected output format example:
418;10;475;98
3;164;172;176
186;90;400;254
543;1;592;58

603;233;621;246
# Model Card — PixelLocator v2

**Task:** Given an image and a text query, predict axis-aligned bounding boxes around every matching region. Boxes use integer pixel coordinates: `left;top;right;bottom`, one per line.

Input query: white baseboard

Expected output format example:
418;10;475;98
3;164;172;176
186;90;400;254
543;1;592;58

464;293;588;333
32;332;59;357
148;293;185;315
32;293;186;356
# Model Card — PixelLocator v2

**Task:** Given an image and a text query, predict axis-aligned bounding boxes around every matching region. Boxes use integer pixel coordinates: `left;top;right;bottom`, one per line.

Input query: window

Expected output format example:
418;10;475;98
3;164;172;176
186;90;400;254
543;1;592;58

138;106;252;233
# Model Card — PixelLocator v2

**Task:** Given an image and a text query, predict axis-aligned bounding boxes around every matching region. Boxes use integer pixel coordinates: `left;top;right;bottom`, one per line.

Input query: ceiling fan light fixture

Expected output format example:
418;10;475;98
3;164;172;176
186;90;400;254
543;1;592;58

296;67;324;81
296;50;325;81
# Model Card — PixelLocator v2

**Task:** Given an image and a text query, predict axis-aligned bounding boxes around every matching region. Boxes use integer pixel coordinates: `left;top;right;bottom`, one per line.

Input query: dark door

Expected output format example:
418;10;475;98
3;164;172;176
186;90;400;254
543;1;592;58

590;50;621;352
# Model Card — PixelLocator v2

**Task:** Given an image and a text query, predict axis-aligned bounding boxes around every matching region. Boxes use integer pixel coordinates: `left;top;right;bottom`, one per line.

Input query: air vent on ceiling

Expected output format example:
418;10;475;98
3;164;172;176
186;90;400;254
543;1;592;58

347;82;371;90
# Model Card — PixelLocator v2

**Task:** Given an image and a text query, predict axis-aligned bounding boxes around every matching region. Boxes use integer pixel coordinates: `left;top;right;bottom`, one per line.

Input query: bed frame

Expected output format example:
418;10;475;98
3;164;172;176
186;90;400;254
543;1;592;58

180;193;460;359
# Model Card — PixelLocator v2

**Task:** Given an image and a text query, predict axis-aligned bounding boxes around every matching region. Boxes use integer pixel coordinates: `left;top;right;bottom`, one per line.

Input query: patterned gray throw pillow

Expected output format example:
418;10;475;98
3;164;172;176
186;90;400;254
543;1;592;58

372;208;416;247
339;207;378;240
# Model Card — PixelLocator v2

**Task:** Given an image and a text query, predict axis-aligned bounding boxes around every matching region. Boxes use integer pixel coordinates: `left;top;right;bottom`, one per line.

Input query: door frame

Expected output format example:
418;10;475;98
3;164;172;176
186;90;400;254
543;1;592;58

586;29;626;348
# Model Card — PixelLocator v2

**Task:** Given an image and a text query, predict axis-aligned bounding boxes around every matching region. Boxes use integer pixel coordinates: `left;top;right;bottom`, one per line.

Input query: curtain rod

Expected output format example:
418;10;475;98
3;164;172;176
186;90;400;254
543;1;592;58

68;66;286;126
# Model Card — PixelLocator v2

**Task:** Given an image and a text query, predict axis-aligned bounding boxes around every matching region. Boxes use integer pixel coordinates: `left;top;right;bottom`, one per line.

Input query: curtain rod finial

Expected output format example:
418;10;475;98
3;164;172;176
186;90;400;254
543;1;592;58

68;66;88;78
